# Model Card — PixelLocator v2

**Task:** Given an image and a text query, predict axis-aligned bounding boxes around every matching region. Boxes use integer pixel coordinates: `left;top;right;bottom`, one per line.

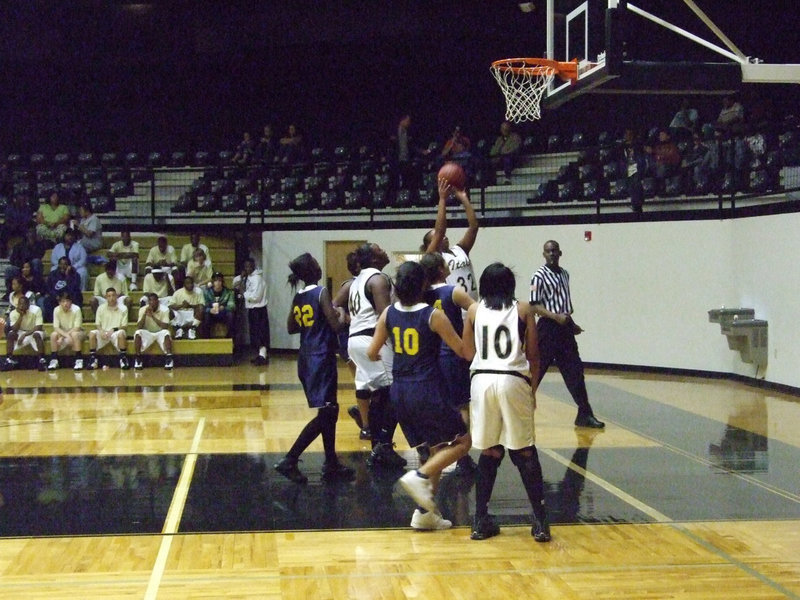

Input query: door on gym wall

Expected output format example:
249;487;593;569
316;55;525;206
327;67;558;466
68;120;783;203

325;240;366;295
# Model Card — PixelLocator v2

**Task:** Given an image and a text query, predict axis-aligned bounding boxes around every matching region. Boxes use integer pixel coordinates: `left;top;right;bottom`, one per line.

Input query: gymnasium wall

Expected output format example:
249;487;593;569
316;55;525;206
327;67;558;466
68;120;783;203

262;212;800;390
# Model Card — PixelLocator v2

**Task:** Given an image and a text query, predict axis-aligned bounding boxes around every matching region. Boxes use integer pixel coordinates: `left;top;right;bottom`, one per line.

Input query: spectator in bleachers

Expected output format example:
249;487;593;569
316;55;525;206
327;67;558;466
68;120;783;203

232;131;256;167
169;275;204;340
50;229;88;290
48;292;86;371
684;132;714;191
257;124;278;164
622;129;648;213
87;288;130;371
489;120;523;185
393;114;430;189
185;248;213;288
669;97;699;140
203;272;235;338
276;124;304;165
232;257;269;364
141;268;174;308
645;129;681;182
108;229;140;291
5;277;37;336
73;201;103;255
715;95;745;132
145;236;177;275
44;257;83;322
440;125;471;160
90;260;131;314
133;293;175;371
178;233;212;284
0;193;35;258
35;191;70;246
5;295;46;371
5;229;46;293
18;261;47;314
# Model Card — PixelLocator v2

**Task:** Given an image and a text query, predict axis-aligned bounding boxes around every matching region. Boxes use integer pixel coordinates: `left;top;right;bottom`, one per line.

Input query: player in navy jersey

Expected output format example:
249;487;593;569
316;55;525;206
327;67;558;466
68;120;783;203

462;262;551;542
274;253;354;484
368;260;471;530
422;179;479;302
419;252;477;476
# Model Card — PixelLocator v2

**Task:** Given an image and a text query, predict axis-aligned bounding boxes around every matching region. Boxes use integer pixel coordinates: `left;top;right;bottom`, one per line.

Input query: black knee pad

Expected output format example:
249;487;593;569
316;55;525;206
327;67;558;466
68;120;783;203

508;447;535;468
355;389;371;400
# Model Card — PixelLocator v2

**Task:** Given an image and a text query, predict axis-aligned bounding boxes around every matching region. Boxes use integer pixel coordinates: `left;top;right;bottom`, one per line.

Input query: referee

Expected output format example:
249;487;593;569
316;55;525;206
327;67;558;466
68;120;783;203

530;240;604;428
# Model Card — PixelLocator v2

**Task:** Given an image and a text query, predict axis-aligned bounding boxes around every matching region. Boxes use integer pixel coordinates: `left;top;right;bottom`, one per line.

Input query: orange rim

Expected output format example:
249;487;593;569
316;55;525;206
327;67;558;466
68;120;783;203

491;58;578;80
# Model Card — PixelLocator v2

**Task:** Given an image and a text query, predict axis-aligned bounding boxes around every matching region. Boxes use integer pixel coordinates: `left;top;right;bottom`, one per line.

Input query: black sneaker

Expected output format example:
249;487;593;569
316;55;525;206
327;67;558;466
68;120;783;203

359;427;371;440
366;442;407;468
274;457;308;484
347;405;363;429
321;461;355;482
471;514;501;540
38;357;48;372
532;508;551;542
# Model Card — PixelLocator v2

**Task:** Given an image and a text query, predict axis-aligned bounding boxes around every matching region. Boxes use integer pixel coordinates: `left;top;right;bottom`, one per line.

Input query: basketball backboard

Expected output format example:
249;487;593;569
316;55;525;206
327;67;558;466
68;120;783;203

539;0;800;110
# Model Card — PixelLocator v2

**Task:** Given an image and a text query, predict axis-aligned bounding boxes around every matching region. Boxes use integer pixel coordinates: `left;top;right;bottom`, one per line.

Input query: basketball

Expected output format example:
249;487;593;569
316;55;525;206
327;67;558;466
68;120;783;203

438;162;467;191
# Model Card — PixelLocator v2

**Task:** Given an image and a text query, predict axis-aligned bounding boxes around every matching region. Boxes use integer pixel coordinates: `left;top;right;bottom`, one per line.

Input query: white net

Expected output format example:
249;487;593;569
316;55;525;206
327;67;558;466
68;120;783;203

490;60;556;122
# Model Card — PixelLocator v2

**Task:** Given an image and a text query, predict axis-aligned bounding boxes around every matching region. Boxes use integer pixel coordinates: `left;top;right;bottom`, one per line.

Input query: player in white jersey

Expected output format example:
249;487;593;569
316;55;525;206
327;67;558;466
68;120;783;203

332;242;405;468
422;178;479;302
462;262;550;543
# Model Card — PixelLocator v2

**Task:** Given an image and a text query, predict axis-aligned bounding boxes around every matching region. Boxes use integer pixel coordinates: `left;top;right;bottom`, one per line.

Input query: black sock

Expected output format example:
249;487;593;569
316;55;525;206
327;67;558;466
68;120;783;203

510;448;545;510
475;453;503;518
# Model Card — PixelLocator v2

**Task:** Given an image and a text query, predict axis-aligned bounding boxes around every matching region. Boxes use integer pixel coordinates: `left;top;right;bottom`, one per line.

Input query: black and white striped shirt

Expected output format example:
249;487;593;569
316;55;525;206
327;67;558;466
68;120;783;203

530;265;573;314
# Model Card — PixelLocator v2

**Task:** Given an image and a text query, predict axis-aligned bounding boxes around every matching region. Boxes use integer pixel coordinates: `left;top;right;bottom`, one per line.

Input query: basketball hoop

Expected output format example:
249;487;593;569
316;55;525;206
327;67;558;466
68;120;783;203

491;58;578;122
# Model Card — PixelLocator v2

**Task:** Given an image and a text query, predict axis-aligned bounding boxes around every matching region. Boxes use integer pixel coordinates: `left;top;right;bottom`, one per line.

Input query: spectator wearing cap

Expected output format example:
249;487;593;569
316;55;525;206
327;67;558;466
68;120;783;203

140;267;174;310
203;272;235;338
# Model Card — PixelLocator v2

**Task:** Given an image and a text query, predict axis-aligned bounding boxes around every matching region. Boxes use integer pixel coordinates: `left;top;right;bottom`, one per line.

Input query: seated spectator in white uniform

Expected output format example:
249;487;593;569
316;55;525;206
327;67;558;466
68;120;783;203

48;292;86;371
140;268;174;309
185;248;213;288
145;236;177;275
169;275;204;340
91;260;130;314
4;295;46;371
134;293;175;371
107;229;140;291
88;288;130;370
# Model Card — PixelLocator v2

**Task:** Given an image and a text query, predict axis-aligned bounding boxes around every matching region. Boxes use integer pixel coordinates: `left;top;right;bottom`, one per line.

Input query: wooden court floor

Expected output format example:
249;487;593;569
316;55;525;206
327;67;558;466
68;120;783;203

1;357;799;599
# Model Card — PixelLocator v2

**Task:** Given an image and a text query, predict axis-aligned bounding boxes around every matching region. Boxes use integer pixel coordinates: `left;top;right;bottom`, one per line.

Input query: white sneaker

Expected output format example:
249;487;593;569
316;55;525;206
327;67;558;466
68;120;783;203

399;470;436;513
129;283;138;291
73;358;83;371
134;358;144;370
47;358;59;371
187;328;197;340
88;357;99;370
164;357;174;370
410;509;452;531
174;327;184;339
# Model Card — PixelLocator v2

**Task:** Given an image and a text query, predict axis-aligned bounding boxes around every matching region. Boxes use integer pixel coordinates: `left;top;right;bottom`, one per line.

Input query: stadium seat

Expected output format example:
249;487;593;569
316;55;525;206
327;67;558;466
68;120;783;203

312;160;334;178
170;151;188;167
101;152;119;167
343;189;369;209
319;190;342;210
172;192;196;213
30;153;47;169
106;168;129;183
641;177;657;198
218;150;234;166
580;180;604;202
77;152;96;167
608;177;629;200
147;151;165;168
374;172;391;191
86;180;109;197
110;180;131;197
333;146;350;162
196;193;219;212
557;181;579;202
193;151;211;166
92;195;115;213
351;174;369;191
281;176;301;194
393;188;415;208
82;166;104;182
53;153;72;170
6;153;24;169
371;188;391;209
220;193;243;212
244;192;265;212
547;135;562;152
577;163;596;182
663;174;685;197
303;175;323;194
124;152;142;167
269;191;293;211
294;190;318;210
